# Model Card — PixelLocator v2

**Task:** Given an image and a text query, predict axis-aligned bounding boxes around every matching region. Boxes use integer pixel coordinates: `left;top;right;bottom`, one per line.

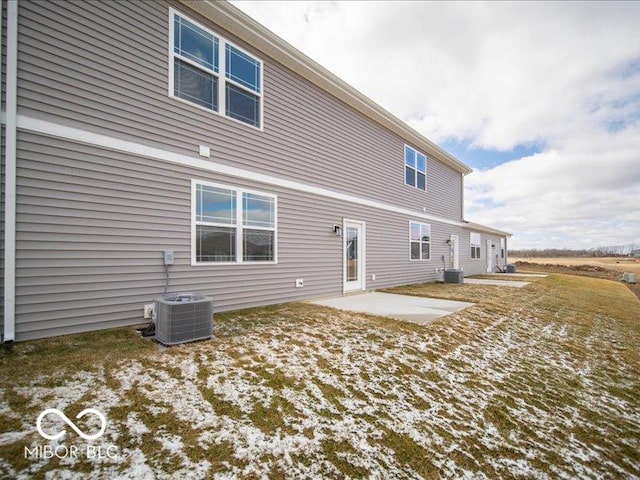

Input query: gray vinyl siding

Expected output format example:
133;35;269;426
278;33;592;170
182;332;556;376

15;131;463;340
16;0;463;222
5;0;505;341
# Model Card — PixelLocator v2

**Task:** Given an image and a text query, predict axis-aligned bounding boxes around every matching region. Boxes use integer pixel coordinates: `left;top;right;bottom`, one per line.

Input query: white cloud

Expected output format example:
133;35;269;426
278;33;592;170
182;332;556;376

232;1;640;249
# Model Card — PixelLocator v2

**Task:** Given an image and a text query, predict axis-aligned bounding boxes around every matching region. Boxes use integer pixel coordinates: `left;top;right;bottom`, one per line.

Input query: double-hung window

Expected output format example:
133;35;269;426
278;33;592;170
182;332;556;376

170;9;262;128
193;181;276;264
470;232;481;259
405;146;427;190
410;222;431;260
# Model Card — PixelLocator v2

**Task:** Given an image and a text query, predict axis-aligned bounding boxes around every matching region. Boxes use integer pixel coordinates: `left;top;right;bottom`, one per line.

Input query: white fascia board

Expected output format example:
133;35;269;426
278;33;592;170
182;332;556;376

16;115;467;229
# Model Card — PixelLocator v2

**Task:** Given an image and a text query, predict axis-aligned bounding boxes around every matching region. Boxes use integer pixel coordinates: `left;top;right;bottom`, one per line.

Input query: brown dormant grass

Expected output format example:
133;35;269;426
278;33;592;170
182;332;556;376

1;275;639;478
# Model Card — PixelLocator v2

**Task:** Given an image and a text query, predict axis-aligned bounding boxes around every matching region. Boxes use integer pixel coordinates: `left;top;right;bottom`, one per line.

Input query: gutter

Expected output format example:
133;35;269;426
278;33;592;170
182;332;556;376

464;221;512;238
3;0;18;343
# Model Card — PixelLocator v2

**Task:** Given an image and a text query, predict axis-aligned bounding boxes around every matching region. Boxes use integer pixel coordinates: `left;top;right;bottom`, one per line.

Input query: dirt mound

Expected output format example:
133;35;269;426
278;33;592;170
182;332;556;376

574;264;608;272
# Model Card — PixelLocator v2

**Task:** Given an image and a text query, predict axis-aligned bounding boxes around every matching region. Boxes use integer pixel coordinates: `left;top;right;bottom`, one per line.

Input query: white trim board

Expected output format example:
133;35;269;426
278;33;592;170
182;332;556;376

15;115;469;229
3;0;19;343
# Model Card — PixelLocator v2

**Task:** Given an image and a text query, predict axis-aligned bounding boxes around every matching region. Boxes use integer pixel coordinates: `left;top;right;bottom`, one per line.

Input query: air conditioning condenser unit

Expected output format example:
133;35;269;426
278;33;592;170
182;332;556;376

155;292;213;346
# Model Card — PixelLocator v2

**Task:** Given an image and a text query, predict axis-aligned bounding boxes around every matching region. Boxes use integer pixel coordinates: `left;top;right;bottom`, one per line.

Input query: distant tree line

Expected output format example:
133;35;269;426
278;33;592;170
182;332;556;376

511;244;640;258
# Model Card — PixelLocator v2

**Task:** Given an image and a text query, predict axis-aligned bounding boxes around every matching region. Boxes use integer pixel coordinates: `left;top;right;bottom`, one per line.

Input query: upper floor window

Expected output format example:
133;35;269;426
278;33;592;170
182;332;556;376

192;180;276;264
470;232;481;259
405;146;427;190
410;221;431;260
170;9;262;129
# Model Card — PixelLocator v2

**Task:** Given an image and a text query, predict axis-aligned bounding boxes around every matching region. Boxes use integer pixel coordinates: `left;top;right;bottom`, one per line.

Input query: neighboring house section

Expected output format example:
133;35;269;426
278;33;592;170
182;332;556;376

464;222;511;275
1;0;510;341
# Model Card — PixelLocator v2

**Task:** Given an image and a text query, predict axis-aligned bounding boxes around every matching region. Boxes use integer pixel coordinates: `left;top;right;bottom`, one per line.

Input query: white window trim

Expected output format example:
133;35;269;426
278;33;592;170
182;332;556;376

404;145;427;191
409;221;431;261
168;7;264;131
191;179;277;266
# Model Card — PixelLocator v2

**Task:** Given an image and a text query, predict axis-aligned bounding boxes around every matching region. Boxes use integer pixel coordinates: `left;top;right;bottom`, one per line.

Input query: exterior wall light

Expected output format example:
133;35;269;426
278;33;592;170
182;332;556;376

333;225;343;236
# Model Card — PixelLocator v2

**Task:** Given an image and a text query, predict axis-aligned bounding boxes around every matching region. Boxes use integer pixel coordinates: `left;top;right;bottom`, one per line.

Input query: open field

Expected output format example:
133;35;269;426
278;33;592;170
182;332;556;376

511;256;640;301
1;274;639;478
510;256;640;274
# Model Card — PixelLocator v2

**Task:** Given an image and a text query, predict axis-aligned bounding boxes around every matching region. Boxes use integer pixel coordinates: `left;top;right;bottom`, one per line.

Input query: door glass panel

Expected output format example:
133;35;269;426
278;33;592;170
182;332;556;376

450;238;456;268
346;226;358;282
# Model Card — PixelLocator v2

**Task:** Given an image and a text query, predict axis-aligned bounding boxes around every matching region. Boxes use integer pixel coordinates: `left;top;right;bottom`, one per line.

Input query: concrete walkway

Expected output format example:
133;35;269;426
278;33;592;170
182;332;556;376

310;292;474;325
464;278;530;288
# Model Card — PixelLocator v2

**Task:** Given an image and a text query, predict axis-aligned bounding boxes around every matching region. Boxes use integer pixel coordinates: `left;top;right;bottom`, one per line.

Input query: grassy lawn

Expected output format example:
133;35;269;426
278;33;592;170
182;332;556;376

1;274;639;478
514;259;640;301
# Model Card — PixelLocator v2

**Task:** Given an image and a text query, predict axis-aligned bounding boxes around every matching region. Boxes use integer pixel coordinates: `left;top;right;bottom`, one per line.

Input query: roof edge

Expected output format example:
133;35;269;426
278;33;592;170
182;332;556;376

464;221;512;238
179;0;473;175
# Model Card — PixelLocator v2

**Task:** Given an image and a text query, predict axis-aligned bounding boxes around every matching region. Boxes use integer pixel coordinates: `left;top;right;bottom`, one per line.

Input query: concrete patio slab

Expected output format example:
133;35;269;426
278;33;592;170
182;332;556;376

310;292;474;325
464;278;530;288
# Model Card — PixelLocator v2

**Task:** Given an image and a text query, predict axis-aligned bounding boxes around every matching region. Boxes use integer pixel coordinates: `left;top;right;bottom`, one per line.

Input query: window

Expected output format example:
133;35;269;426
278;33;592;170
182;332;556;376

242;192;275;261
410;222;431;260
193;180;276;264
405;146;427;190
170;9;262;128
470;232;481;259
500;238;505;259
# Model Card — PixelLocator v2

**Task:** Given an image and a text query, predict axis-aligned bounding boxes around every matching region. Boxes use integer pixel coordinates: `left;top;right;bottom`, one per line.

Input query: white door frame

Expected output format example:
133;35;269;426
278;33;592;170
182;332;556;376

343;219;366;293
450;234;459;269
486;239;493;272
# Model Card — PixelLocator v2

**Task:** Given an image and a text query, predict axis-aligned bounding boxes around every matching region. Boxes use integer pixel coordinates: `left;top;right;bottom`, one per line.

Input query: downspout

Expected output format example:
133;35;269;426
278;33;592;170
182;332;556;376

3;0;18;343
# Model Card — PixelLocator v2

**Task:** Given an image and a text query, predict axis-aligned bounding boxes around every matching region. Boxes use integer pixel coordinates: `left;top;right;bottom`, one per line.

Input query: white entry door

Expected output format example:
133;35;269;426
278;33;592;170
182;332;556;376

450;235;459;269
486;239;493;272
343;220;365;292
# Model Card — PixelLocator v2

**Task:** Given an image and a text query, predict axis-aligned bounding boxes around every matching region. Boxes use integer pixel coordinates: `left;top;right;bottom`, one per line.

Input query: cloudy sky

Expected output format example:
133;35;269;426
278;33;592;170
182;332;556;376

232;1;640;249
